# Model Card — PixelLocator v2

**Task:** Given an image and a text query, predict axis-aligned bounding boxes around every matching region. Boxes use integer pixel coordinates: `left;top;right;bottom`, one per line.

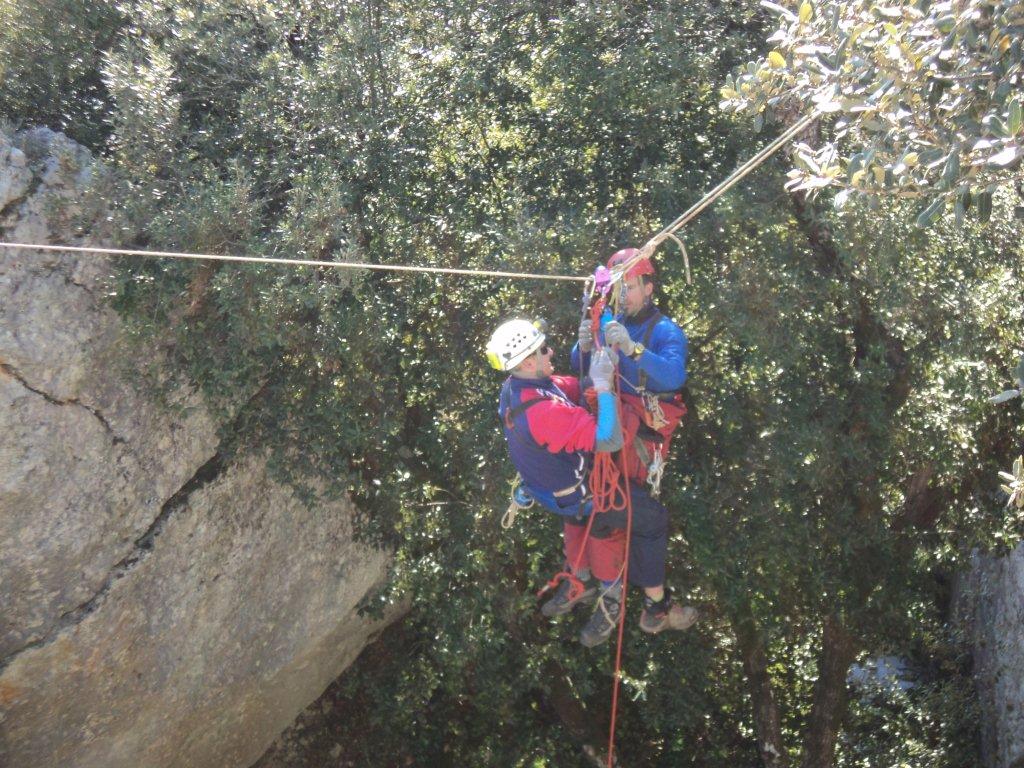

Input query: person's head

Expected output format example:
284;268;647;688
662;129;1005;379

607;248;655;317
485;318;553;379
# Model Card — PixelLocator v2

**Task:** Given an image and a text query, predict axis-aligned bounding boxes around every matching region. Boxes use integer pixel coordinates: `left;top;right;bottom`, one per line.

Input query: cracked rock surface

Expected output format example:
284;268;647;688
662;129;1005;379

0;127;218;660
0;127;400;768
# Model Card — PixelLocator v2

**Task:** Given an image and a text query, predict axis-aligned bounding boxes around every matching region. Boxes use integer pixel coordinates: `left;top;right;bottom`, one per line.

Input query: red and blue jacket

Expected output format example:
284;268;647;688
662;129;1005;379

570;303;687;396
498;374;597;516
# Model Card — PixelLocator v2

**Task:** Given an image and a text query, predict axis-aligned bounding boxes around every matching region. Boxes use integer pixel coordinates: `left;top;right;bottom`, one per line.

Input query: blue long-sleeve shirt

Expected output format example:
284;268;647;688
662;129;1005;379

570;304;688;396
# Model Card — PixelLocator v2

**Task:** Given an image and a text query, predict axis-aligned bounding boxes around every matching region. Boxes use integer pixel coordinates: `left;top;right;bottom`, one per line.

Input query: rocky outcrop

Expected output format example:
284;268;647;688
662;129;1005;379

0;127;401;768
958;544;1024;768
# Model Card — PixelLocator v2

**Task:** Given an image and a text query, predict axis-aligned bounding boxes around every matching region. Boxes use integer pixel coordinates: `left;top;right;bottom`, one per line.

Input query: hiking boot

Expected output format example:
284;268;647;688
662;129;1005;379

540;577;598;618
579;594;622;648
639;602;699;634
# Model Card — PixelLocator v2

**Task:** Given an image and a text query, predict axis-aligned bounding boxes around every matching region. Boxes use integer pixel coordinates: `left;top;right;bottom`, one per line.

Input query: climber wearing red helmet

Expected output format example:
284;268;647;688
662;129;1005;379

572;250;689;451
571;246;691;626
607;248;657;316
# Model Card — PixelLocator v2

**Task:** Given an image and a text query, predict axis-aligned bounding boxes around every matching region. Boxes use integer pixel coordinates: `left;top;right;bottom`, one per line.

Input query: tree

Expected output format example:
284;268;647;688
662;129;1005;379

718;0;1024;226
0;0;122;147
3;1;1022;766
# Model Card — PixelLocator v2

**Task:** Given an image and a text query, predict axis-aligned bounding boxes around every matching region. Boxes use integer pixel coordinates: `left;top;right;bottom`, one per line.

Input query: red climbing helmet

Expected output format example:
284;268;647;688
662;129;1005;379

607;248;655;280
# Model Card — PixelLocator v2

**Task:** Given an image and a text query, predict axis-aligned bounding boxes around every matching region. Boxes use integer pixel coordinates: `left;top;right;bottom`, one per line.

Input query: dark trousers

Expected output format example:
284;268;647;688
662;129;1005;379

586;482;668;588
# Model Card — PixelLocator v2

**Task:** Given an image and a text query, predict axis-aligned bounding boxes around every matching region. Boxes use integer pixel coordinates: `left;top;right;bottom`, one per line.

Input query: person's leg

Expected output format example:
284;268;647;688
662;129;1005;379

597;485;698;633
562;518;592;578
625;487;697;633
620;484;669;590
586;529;625;583
578;486;666;588
579;528;625;647
540;517;598;618
575;521;625;647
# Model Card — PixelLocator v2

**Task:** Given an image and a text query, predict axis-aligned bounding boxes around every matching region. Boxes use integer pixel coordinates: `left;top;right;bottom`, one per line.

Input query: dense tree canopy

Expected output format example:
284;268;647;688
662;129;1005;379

718;0;1023;226
2;1;1022;766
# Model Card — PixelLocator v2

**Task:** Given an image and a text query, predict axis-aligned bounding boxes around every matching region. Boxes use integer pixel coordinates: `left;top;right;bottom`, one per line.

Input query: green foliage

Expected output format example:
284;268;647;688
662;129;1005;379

0;0;123;148
839;651;980;768
5;0;1023;765
719;0;1024;224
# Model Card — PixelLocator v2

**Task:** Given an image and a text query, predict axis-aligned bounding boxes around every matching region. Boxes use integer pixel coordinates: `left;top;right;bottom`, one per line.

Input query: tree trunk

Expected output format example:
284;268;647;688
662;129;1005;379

799;616;858;768
540;658;608;752
504;611;609;763
733;607;789;768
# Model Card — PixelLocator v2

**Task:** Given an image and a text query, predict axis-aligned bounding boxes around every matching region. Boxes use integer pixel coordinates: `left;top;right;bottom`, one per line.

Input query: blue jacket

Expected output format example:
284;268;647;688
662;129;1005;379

498;375;598;516
571;304;688;396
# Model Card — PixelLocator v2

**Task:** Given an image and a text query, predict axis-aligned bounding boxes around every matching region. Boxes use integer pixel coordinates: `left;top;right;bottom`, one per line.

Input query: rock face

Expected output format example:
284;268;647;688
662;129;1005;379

958;544;1024;768
0;128;400;768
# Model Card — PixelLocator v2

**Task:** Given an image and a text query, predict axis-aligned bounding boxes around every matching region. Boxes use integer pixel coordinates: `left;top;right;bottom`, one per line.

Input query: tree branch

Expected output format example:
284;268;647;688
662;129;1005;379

732;605;789;768
799;615;857;768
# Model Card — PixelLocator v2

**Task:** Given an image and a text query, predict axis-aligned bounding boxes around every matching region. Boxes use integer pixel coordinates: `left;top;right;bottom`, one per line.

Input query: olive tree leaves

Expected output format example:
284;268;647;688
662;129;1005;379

991;355;1024;509
719;0;1024;227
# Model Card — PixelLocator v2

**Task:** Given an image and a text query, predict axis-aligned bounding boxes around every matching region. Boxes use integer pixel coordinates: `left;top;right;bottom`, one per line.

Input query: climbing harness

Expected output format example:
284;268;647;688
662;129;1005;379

632;309;674;428
640;391;670;430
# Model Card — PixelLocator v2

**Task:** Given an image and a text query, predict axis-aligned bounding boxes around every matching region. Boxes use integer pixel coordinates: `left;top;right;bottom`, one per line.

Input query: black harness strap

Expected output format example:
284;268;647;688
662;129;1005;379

502;394;546;430
637;311;663;392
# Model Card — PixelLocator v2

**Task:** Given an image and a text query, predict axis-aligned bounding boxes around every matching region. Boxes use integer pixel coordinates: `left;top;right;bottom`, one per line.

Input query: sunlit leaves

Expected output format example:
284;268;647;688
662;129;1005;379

719;0;1024;225
999;456;1024;509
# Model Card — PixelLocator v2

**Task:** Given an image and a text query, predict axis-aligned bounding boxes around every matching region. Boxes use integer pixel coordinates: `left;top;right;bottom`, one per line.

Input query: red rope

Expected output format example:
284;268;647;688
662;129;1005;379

605;375;633;768
585;294;633;767
537;293;633;767
589;299;627;515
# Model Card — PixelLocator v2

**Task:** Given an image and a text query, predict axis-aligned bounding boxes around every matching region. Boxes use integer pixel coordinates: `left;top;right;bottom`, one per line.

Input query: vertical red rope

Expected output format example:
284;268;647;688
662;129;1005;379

585;285;632;768
606;378;633;768
550;288;632;767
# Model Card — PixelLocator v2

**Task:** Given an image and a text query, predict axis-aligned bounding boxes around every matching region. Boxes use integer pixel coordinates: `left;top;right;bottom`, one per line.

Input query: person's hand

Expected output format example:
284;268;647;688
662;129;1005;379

578;318;594;353
589;349;615;393
603;321;635;356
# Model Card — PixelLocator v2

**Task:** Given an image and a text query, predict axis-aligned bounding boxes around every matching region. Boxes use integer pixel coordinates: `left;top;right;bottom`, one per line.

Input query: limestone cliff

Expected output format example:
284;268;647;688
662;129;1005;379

0;127;401;768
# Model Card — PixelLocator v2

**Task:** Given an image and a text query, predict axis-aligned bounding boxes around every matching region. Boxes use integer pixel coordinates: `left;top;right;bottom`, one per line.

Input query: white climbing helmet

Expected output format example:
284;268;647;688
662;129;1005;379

485;318;546;372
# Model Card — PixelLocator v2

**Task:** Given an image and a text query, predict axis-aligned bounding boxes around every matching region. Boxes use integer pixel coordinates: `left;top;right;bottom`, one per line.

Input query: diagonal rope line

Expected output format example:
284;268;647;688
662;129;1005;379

614;111;820;280
0;242;590;283
2;112;816;289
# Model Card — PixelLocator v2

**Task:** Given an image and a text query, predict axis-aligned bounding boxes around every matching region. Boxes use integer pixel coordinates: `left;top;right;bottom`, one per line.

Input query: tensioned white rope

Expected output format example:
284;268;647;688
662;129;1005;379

0;111;817;287
0;242;589;283
613;111;820;282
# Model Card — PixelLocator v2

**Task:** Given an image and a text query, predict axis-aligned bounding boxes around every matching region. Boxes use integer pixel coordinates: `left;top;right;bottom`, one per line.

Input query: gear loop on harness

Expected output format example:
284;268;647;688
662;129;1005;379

502;474;534;529
647;451;666;497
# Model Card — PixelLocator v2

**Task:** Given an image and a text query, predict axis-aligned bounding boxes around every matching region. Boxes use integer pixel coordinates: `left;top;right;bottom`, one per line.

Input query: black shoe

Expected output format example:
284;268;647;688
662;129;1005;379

579;593;622;647
540;577;598;618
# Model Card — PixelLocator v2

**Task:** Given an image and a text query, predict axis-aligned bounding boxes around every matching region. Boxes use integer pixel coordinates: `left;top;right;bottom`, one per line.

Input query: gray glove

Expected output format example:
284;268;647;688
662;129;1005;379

578;318;594;353
589;348;615;393
603;321;635;356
